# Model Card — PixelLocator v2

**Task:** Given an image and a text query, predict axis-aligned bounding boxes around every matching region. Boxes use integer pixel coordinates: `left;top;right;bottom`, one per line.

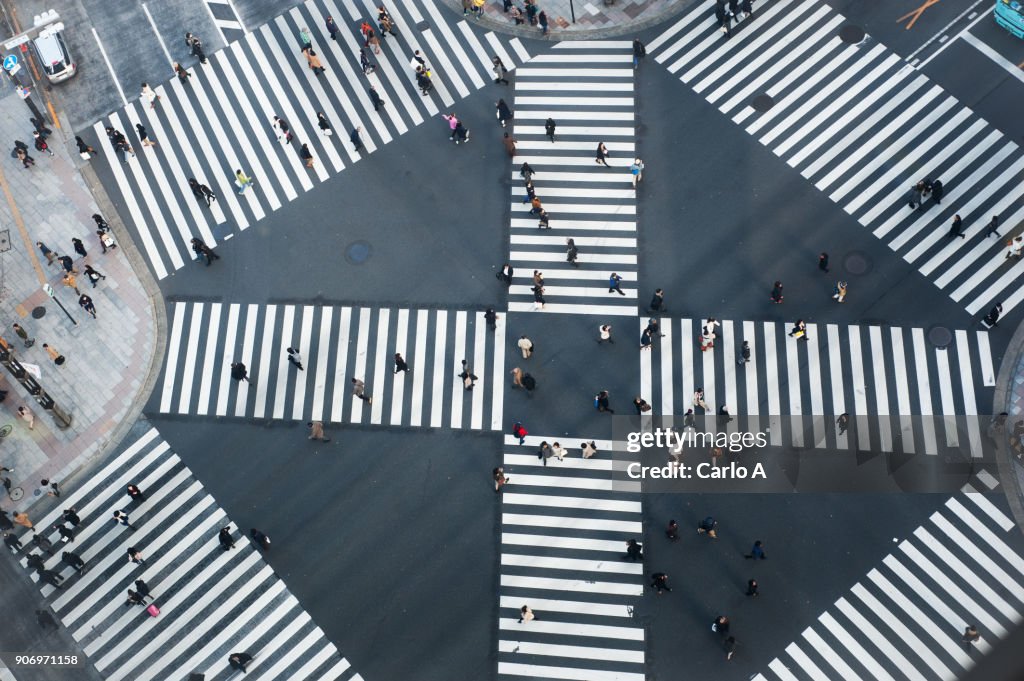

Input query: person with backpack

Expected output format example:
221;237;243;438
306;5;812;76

595;390;614;414
697;516;718;538
512;421;527;444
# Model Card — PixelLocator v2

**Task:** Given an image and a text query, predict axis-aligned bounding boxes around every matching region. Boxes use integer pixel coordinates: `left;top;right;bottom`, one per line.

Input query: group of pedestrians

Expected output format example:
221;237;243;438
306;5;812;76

715;0;755;39
499;0;551;34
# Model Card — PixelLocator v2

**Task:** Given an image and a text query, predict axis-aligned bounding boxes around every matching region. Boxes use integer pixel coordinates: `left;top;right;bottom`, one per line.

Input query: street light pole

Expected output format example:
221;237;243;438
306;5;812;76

570;0;576;23
43;283;77;326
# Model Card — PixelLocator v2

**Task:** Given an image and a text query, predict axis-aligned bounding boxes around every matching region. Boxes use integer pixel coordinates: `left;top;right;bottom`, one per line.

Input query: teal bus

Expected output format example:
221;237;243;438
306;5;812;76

995;0;1024;38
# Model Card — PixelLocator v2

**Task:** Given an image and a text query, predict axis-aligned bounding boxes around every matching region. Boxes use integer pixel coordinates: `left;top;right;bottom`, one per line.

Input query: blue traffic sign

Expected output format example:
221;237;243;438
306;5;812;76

3;55;17;71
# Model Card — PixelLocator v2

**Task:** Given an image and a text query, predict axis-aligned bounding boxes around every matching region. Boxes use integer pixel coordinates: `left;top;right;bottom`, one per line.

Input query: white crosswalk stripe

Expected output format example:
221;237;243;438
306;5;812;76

649;0;1024;320
756;482;1024;681
92;0;530;280
8;428;358;681
641;317;994;456
497;435;645;681
156;302;506;429
507;42;639;316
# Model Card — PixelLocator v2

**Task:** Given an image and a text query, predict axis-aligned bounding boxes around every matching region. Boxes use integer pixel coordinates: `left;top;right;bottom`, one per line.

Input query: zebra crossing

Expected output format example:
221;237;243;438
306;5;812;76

755;473;1024;681
95;0;530;280
647;0;1024;319
508;41;639;316
639;318;996;456
11;427;359;681
497;434;646;681
157;302;507;430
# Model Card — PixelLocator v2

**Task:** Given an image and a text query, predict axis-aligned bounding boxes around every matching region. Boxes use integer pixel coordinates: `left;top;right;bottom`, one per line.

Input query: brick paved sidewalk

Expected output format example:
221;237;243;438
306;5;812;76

0;87;160;518
442;0;693;39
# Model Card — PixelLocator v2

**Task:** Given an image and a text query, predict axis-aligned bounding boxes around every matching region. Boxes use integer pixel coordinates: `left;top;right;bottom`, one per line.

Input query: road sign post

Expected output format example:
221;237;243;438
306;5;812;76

43;283;77;326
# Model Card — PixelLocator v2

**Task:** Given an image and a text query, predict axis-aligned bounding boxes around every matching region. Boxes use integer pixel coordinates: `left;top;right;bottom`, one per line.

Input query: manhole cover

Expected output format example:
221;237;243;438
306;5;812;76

8;486;23;501
345;241;372;265
751;94;774;112
839;25;866;44
928;326;953;349
31;306;46;319
844;252;871;275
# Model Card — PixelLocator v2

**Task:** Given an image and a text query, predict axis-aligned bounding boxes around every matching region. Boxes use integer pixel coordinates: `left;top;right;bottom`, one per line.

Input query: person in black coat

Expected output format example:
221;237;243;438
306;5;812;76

3;531;22;551
26;553;45;571
218;526;236;551
62;550;85;572
229;652;253;672
135;578;152;600
250;528;271;551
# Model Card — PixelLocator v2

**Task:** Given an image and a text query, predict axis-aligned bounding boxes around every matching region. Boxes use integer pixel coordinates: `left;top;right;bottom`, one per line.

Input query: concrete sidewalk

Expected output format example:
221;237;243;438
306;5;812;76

442;0;693;39
0;85;161;519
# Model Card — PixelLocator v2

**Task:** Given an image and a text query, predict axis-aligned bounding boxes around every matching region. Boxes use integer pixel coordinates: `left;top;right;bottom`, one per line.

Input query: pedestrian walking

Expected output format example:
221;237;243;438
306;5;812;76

272;116;293;144
300;26;312;49
173;62;191;83
185;32;207;63
308;420;330;441
250;528;272;550
745;540;766;559
350;126;363;152
79;294;97;319
930;179;944;204
666;519;679;541
191;237;220;266
837;413;850;435
43;343;65;366
126;546;145;565
4;531;22;552
188;178;215;207
317;111;333;137
985;215;1000;238
72;237;88;258
17;406;34;430
789;319;809;341
286;347;304;371
550;442;567;462
62;550;85;572
454;119;471;144
379;7;397;35
135;578;153;601
737;340;750;365
700;319;719;352
369;86;386;112
228;653;253;674
724;636;738;660
522;372;536;393
716;2;733;38
818;252;829;272
58;252;77;270
697;516;718;538
907;180;926;209
963;625;980;648
33;131;53;157
127;484;146;502
632;38;646;68
496;263;513;286
300;144;315;169
595;142;610;166
12;322;33;347
16;146;35;168
581;441;598;459
351;378;372;403
304;47;326;75
520;161;535;184
63;508;81;526
512;420;528;445
770;280;784;303
62;272;80;295
415;66;432;94
713;615;730;635
624;538;643;561
13;512;32;529
491;55;509;84
218;526;236;551
565;238;580;268
39;569;63;588
36;241;56;266
235;169;254;193
459;359;478;390
54;523;74;543
140;82;160;109
983;303;1003;329
946;214;965;239
595;390;614;413
631;158;644;188
529;196;544;215
634;396;652;414
325;14;339;40
113;510;137;530
494;466;509;492
391;352;410;374
231;362;251;383
502;132;516;157
641;329;653;351
136;123;156;147
833;280;848;303
518;605;536;622
538;10;549;34
510;366;524;388
740;0;754;18
537;440;552;466
693;388;709;411
40;479;59;497
32;533;54;555
76;136;96;159
496;99;512;128
597;324;613;344
83;264;106;287
517;335;534;359
26;552;45;571
608;272;625;295
484;307;499;330
650;572;672;593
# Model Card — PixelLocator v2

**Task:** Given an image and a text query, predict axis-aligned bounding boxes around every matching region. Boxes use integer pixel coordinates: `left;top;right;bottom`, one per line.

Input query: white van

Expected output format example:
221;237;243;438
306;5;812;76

31;18;75;83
